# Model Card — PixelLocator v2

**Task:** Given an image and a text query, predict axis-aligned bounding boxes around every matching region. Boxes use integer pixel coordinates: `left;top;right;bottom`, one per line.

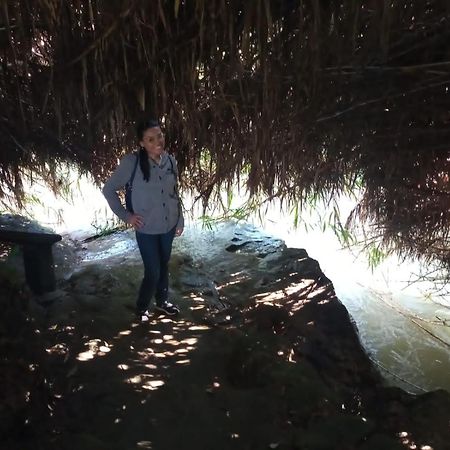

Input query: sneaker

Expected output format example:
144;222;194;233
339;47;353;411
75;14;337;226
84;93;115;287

137;309;152;322
154;301;180;316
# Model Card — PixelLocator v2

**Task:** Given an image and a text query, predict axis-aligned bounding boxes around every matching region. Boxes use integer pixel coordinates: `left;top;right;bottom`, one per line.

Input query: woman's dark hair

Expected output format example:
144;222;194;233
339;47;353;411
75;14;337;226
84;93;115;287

136;119;160;182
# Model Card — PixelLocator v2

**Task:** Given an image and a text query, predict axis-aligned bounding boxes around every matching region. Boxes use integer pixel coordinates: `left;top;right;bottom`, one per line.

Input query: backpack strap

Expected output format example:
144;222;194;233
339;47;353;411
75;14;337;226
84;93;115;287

125;154;139;213
168;154;175;175
127;153;139;187
168;155;183;224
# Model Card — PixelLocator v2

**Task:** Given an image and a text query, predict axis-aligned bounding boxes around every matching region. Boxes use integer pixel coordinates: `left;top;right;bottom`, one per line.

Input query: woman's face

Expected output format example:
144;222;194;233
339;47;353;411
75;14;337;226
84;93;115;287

140;126;165;159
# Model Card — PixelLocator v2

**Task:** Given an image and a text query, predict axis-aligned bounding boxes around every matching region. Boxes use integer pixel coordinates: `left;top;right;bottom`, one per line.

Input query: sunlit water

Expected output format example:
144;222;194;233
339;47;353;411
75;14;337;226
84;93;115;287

5;168;450;393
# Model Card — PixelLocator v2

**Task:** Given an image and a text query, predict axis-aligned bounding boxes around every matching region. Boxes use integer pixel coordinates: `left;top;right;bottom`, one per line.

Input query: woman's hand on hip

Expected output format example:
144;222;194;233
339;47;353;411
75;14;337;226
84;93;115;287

175;227;184;236
127;214;144;229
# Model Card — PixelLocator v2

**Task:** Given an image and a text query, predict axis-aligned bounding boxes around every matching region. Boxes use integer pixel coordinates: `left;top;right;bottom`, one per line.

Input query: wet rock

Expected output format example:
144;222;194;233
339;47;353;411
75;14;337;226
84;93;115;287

279;362;337;423
226;333;278;388
295;414;375;450
171;253;193;268
254;275;271;287
68;265;119;295
246;304;290;333
225;241;250;252
179;273;208;288
65;433;109;450
406;389;450;448
226;224;285;258
35;288;68;305
359;434;405;450
53;239;80;280
0;214;53;233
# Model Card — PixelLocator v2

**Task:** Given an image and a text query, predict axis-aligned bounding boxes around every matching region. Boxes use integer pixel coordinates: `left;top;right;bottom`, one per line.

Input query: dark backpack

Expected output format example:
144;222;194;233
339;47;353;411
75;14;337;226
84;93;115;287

125;154;139;213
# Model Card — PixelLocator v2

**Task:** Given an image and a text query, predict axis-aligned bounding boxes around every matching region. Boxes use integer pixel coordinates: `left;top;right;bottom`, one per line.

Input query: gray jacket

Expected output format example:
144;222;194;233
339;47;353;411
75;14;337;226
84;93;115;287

102;151;184;234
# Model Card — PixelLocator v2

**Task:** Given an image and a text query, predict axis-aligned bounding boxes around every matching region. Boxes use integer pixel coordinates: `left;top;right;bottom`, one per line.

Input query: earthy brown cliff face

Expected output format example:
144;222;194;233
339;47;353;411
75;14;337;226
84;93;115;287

1;219;449;450
1;1;450;270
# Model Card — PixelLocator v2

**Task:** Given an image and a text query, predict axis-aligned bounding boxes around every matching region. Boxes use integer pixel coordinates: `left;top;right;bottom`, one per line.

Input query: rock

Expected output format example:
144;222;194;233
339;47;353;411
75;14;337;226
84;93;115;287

246;304;290;333
225;242;250;252
359;433;405;450
0;214;53;233
407;389;450;448
254;275;270;287
179;272;208;288
225;224;285;258
68;265;119;295
226;333;278;388
295;414;375;450
35;289;67;305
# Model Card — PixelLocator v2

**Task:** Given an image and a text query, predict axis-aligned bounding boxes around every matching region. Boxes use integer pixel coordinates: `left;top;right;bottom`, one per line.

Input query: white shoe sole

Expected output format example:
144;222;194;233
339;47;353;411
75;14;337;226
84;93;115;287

154;306;179;316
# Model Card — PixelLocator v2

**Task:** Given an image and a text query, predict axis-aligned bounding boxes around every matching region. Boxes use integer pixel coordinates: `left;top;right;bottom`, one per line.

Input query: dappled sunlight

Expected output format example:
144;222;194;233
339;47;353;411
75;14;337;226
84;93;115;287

181;337;198;345
154;351;174;358
118;329;132;336
45;343;68;356
252;279;317;306
317;298;331;304
396;431;435;450
144;364;158;370
190;304;206;310
230;271;244;277
285;280;315;296
77;350;95;361
188;292;207;310
189;325;210;331
309;284;333;299
164;339;182;346
216;270;251;290
174;348;189;354
76;339;112;362
277;348;297;364
218;278;248;288
116;318;209;394
127;375;142;384
187;294;209;311
142;379;165;390
205;380;221;394
160;318;176;323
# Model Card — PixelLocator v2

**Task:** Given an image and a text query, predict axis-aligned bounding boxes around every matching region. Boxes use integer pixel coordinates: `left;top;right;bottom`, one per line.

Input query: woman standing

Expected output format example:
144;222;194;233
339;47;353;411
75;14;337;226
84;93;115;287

102;119;184;320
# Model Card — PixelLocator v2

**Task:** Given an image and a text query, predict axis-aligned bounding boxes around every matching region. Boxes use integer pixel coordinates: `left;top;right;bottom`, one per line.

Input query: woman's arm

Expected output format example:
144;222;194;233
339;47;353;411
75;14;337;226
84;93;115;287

171;156;184;235
102;154;136;223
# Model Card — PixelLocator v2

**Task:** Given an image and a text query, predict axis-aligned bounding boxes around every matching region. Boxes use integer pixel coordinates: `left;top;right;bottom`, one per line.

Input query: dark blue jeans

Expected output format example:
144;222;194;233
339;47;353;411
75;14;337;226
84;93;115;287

135;227;176;311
